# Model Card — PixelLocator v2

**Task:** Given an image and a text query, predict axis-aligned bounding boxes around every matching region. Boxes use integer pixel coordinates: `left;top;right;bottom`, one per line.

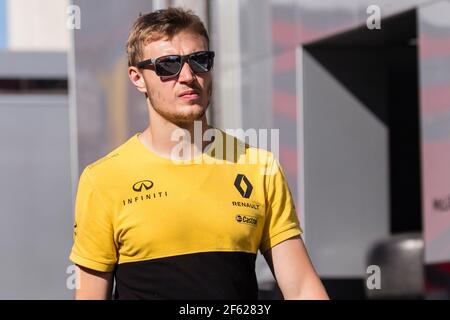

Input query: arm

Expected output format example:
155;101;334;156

74;265;114;300
263;236;329;300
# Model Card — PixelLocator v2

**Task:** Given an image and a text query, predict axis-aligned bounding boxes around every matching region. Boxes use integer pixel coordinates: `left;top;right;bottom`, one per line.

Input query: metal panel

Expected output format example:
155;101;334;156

0;94;73;299
0;51;67;78
300;49;389;277
418;0;450;264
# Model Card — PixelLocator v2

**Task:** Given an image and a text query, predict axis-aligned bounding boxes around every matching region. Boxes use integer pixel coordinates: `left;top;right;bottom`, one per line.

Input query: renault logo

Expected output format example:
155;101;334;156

132;180;154;192
234;174;253;198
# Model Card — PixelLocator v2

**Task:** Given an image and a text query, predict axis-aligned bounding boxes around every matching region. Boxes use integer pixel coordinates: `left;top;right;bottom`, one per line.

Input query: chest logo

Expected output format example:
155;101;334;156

236;214;258;226
132;180;154;192
234;174;253;198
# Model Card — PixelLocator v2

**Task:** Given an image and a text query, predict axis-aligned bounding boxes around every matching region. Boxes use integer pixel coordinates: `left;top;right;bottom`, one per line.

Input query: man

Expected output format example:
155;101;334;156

69;7;329;300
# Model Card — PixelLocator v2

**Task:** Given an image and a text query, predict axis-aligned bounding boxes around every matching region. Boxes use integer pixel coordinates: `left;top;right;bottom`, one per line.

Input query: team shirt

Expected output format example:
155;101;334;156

70;129;302;299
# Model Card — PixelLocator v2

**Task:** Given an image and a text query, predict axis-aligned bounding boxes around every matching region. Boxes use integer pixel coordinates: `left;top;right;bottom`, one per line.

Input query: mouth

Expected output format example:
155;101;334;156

178;89;200;101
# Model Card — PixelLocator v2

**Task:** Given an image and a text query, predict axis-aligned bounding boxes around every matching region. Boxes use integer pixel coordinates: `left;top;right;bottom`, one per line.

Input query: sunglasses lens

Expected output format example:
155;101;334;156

153;52;214;77
156;55;181;76
189;52;214;73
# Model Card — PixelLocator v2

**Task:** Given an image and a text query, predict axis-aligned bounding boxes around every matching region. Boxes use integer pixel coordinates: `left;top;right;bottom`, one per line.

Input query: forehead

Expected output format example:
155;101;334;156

143;31;208;58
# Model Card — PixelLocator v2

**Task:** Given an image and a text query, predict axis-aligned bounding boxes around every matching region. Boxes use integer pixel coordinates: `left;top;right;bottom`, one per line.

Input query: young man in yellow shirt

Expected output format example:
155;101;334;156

69;7;328;300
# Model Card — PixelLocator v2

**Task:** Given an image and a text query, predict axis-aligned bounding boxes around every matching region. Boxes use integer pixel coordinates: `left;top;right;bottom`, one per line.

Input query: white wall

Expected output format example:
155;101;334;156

6;0;70;51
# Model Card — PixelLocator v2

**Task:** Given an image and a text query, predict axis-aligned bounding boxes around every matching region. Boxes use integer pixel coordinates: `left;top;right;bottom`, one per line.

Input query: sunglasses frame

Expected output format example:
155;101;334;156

136;50;215;78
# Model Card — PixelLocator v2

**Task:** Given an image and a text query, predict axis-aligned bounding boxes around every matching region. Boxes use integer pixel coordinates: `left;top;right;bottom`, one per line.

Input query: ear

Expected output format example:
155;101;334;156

128;66;148;94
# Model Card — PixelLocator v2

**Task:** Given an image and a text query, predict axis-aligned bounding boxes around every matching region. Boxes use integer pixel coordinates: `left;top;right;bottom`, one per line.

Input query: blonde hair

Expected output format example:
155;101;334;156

126;7;209;67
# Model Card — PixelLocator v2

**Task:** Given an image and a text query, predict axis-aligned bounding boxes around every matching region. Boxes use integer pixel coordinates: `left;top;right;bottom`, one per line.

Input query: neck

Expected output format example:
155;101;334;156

139;106;211;160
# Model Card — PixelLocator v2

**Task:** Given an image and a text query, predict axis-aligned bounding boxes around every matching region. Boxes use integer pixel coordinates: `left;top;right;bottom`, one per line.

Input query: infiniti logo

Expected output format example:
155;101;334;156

132;180;154;192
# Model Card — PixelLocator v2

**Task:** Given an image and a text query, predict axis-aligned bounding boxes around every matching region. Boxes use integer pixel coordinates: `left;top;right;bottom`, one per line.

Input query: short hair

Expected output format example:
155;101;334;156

126;7;210;67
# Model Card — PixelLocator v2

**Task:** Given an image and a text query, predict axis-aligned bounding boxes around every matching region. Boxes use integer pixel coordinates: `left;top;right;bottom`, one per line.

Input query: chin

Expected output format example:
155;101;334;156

164;112;203;125
177;103;207;119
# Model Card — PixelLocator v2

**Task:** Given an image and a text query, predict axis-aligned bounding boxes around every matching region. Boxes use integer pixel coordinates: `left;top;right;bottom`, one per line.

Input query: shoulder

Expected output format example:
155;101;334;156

81;134;139;183
213;128;276;169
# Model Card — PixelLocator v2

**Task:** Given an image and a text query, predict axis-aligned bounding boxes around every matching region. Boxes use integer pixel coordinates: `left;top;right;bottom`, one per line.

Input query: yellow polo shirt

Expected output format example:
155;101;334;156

70;129;302;299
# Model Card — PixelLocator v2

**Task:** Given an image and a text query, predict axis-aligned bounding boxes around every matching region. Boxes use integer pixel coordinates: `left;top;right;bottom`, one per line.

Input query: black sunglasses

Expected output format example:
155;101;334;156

136;50;215;77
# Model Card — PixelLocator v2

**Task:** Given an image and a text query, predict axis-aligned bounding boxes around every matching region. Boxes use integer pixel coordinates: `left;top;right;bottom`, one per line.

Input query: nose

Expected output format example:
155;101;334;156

178;60;195;83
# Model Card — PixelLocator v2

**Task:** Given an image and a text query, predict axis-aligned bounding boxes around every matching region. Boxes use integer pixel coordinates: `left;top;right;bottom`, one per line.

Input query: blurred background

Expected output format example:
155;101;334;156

0;0;449;299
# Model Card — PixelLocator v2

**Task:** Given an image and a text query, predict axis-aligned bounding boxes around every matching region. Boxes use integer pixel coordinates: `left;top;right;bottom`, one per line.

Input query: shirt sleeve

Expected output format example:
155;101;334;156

69;169;117;272
259;157;303;253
